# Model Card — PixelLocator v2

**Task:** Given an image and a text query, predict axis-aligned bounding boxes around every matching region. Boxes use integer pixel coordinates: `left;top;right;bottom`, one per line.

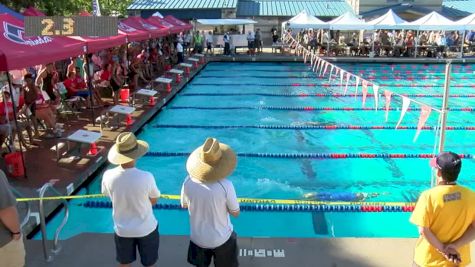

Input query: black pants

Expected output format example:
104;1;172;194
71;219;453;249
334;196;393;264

177;52;184;63
187;232;238;267
224;43;230;55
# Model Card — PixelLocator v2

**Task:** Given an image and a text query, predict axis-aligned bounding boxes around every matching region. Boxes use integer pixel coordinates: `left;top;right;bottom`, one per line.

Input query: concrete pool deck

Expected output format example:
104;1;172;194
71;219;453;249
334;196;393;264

9;51;475;265
24;234;475;266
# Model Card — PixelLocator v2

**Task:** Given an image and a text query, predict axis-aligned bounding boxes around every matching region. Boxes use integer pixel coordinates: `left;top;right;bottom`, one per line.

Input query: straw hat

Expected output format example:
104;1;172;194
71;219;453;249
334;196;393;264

186;138;237;183
108;132;149;165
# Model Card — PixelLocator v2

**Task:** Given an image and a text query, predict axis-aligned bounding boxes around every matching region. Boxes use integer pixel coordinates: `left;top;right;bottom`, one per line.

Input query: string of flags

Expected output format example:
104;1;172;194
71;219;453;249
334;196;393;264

284;33;442;142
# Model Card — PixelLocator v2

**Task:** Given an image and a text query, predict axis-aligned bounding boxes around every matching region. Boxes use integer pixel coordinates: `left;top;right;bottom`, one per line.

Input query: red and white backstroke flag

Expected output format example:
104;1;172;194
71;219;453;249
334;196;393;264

354;76;360;98
384;90;393;121
344;72;351;95
413;105;432;142
373;84;380;110
395;96;411;129
328;64;335;82
340;69;345;89
361;80;368;107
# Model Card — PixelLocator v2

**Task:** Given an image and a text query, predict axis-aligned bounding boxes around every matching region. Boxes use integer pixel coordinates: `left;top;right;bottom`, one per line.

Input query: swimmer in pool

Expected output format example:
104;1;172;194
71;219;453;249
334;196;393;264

303;192;381;202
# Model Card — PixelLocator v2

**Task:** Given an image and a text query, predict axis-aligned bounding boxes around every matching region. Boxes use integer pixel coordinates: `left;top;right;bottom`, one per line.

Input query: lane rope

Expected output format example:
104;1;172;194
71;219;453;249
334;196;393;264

180;93;475;98
169;106;475;112
17;194;416;210
144;152;474;159
81;201;416;212
151;124;475;131
191;83;475;88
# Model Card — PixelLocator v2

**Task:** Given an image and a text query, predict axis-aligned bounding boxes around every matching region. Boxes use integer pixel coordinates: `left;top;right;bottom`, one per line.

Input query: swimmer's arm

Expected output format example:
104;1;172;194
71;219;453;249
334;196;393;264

419;226;444;252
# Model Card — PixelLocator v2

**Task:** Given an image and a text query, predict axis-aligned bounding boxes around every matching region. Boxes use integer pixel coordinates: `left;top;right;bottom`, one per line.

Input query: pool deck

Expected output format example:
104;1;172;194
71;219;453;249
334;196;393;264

9;51;475;266
24;234;475;266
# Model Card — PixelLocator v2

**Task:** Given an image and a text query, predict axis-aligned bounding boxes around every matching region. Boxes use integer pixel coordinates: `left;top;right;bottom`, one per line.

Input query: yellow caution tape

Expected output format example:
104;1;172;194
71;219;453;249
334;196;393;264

16;193;414;206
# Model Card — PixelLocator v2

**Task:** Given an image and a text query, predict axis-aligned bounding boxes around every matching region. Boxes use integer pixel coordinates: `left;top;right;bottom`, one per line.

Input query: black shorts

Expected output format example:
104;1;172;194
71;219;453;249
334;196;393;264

187;231;238;267
114;227;159;266
110;78;121;92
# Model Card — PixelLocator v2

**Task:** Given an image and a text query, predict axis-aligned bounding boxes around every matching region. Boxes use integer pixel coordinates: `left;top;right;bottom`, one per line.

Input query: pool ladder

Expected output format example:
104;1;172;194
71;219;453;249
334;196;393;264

10;187;31;228
38;180;70;262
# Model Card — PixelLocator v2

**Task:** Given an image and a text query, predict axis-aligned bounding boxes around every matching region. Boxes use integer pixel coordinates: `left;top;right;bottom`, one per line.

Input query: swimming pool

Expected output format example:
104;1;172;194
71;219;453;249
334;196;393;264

41;62;475;239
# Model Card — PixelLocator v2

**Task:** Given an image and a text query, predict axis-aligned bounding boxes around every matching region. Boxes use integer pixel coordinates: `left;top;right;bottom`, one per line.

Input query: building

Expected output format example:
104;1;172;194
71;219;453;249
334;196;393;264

127;0;475;42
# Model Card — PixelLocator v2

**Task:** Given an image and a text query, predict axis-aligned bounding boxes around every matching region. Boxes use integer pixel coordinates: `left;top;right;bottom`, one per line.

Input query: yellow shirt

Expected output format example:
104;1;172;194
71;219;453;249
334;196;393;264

410;185;475;267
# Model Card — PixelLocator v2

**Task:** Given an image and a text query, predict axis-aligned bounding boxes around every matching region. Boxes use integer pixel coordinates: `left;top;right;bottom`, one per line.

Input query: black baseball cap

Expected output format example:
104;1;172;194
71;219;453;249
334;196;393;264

430;151;462;173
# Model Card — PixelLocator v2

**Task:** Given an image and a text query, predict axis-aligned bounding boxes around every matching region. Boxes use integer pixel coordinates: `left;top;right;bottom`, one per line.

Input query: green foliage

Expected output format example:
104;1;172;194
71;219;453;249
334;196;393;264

0;0;132;17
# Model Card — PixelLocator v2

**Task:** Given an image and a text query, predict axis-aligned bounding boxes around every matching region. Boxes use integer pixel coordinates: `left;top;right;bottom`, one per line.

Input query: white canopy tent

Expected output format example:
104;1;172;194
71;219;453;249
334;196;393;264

367;9;407;29
284;10;328;29
152;11;163;18
197;19;257;25
400;11;460;31
455;13;475;30
328;12;372;30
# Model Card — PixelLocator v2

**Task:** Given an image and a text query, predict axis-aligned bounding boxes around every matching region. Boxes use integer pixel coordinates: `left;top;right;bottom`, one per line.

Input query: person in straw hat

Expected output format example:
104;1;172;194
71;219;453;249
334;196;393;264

181;138;240;267
102;132;160;267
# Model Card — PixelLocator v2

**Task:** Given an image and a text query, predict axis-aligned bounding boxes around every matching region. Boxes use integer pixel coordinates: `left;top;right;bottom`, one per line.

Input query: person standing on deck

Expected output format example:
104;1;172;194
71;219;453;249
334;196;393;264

102;132;160;267
410;152;475;267
0;170;25;267
181;138;240;267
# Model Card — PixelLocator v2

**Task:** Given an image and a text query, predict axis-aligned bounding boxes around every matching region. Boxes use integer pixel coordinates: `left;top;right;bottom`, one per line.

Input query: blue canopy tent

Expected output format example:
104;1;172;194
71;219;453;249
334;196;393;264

0;3;23;20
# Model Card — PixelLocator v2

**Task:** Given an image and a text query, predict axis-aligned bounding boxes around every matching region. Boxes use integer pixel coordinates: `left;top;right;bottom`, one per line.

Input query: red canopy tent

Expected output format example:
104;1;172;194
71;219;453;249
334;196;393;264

72;12;128;53
22;6;45;16
122;17;167;38
118;20;151;42
164;15;192;32
146;17;173;35
0;13;85;71
148;17;181;34
24;11;128;54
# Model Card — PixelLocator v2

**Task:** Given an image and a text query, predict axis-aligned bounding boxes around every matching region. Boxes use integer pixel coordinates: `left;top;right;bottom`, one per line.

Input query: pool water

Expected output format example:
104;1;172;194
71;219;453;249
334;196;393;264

41;62;475;240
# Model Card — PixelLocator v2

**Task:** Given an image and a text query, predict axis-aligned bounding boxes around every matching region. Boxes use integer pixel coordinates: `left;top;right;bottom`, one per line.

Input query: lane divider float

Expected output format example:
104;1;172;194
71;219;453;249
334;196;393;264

151;124;475;131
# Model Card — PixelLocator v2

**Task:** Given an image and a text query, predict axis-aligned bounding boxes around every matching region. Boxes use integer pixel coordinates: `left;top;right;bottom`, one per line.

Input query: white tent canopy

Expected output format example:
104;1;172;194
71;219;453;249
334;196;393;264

367;9;407;29
285;10;328;29
455;13;475;30
197;19;257;25
152;11;163;18
400;11;460;31
328;11;372;30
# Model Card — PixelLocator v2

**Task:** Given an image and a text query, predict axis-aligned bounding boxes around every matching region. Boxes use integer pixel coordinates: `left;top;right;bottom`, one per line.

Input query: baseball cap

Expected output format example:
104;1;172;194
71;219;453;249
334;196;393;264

430;152;461;172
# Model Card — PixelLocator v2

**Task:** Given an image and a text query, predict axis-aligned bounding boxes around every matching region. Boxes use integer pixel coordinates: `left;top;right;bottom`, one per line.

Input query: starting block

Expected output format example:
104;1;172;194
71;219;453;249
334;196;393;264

168;69;184;83
155;77;173;92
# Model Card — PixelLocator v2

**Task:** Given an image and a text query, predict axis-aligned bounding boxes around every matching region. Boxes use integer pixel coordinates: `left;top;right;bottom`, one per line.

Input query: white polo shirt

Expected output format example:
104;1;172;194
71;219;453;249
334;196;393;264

181;176;239;248
102;166;160;237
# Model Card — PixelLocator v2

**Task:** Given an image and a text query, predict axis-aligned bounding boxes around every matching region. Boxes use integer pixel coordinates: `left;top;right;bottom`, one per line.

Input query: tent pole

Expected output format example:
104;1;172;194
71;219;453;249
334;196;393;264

83;48;96;127
371;30;376;58
439;60;451;153
5;73;27;179
460;30;466;58
414;30;419;58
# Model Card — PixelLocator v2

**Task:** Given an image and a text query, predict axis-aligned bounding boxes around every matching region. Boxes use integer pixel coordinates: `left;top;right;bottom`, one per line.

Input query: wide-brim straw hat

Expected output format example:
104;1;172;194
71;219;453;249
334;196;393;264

108;132;149;165
186;138;237;183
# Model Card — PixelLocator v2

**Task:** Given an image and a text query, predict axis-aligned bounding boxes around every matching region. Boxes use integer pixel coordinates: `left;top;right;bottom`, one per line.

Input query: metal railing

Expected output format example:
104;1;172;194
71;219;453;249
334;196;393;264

38;181;70;262
10;187;31;228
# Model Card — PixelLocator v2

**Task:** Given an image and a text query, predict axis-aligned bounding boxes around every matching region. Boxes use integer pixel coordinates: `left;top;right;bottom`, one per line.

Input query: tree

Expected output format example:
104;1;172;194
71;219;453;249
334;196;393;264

0;0;133;17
